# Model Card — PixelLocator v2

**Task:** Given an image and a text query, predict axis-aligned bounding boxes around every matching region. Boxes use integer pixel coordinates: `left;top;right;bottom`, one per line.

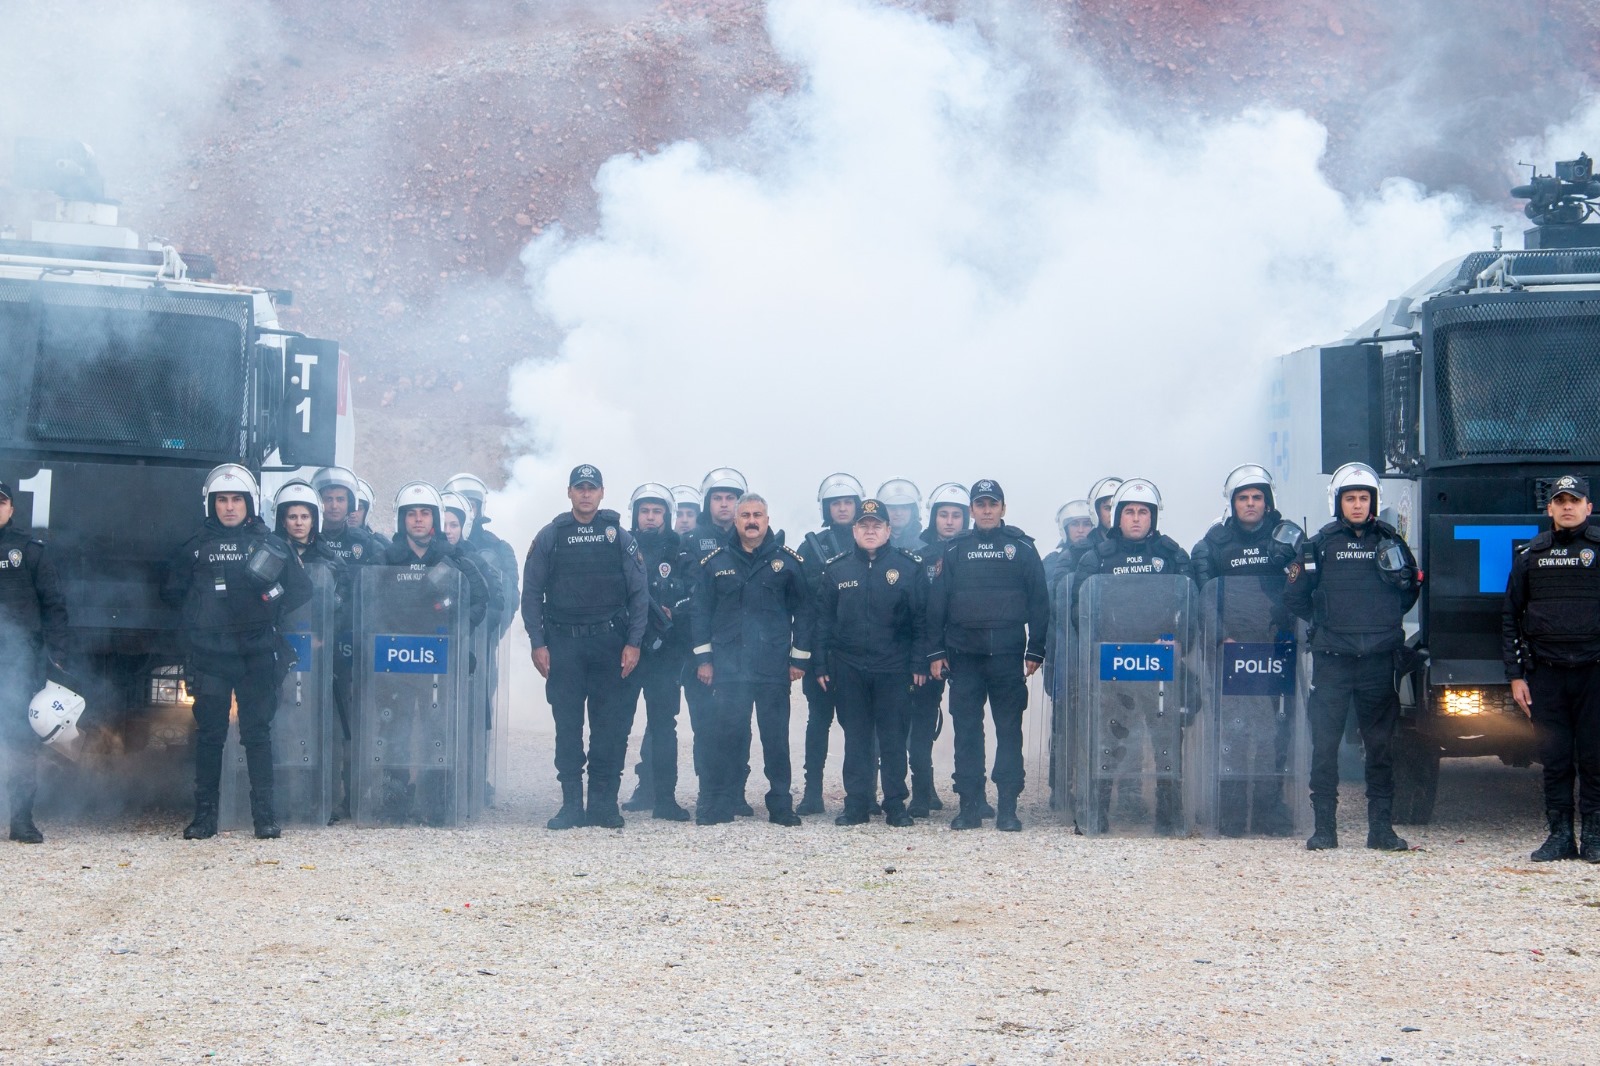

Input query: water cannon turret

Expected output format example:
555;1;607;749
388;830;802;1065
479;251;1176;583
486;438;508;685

1511;152;1600;249
8;137;137;250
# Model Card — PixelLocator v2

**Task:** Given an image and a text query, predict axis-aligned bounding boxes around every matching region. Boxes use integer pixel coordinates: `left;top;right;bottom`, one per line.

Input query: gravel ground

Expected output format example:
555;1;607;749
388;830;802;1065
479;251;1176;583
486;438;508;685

6;670;1598;1065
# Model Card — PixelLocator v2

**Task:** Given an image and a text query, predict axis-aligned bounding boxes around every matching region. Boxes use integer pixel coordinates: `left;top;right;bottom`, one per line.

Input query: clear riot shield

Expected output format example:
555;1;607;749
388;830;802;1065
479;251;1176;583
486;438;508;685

220;563;336;829
488;626;511;804
352;563;472;827
1037;569;1074;813
465;618;490;817
1193;579;1310;837
1073;573;1197;836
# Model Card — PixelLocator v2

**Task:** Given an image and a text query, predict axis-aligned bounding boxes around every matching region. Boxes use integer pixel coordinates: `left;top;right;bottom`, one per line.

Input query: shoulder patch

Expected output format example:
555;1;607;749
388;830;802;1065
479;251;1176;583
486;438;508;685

825;550;850;565
784;546;804;562
898;548;923;564
700;547;723;565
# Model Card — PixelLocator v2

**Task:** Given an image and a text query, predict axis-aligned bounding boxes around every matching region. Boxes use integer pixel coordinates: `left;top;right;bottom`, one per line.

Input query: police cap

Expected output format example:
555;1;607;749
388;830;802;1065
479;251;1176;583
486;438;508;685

0;480;11;502
854;499;891;525
569;464;604;488
1551;474;1590;502
970;479;1004;504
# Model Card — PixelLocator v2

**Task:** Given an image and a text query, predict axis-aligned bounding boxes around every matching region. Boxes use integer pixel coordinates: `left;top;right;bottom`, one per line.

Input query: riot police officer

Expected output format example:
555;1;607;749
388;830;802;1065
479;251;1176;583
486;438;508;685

620;483;693;821
1085;477;1123;549
0;480;69;844
878;479;925;552
681;468;748;810
690;493;812;826
522;465;649;830
671;485;702;536
1284;462;1420;852
927;480;1048;831
906;482;969;817
163;465;312;840
1503;474;1600;863
443;473;521;638
441;492;506;629
797;472;865;816
815;500;927;826
1042;500;1095;584
353;477;385;542
1190;464;1303;836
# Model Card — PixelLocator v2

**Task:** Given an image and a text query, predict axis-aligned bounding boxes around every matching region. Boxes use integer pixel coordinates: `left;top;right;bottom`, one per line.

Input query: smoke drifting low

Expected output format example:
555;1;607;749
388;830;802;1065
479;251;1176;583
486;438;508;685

499;0;1516;547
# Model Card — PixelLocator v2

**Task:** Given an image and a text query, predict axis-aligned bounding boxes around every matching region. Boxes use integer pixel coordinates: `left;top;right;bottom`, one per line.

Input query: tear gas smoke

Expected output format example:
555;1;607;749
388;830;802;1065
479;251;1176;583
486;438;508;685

497;0;1519;549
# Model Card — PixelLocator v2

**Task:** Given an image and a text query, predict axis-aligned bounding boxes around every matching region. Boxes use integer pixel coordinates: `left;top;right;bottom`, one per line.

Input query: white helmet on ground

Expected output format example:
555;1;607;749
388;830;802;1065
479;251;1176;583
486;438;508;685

202;464;259;519
1328;462;1381;517
395;481;443;534
700;467;748;509
443;473;489;508
1056;499;1094;537
30;681;86;758
1111;478;1162;530
440;491;475;539
1222;463;1275;513
273;480;321;534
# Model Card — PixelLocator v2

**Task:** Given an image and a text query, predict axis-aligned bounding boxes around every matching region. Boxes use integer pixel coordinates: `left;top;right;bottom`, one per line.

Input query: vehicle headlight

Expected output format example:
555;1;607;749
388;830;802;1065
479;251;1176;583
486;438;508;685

1441;687;1486;716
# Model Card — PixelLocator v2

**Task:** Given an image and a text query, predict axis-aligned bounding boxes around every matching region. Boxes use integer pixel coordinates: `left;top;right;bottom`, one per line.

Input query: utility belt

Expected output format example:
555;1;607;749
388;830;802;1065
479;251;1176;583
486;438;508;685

545;613;628;639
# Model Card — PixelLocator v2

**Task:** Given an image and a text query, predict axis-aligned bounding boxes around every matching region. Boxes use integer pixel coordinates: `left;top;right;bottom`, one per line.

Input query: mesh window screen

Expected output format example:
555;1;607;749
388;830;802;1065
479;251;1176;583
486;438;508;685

1432;299;1600;460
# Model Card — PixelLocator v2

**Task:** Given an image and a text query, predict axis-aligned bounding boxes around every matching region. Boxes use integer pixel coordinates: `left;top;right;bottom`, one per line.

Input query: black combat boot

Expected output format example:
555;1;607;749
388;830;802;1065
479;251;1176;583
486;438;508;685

907;778;932;819
950;794;984;830
835;805;870;826
653;799;692;822
977;787;995;820
1249;781;1296;837
1365;798;1409;852
251;789;282;840
695;800;734;826
585;781;625;829
768;795;802;827
1305;800;1337;851
1154;780;1182;836
796;780;825;816
183;793;220;840
1531;810;1578;862
621;781;653;812
7;767;42;844
994;792;1022;833
884;804;914;828
1581;813;1600;864
927;785;945;812
547;782;585;830
1217;781;1248;838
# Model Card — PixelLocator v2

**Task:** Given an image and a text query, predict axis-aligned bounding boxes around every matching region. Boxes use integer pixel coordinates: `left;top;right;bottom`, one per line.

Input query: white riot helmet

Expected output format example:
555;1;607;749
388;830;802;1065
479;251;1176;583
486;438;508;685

1222;463;1276;515
630;482;674;527
1088;477;1123;506
1111;478;1162;531
700;467;748;509
395;480;443;536
1328;462;1381;518
925;482;971;536
443;472;489;509
1056;499;1094;537
273;479;321;535
817;472;865;523
440;491;475;540
202;463;260;519
311;466;360;507
876;479;921;507
356;478;376;513
29;681;86;758
670;485;701;512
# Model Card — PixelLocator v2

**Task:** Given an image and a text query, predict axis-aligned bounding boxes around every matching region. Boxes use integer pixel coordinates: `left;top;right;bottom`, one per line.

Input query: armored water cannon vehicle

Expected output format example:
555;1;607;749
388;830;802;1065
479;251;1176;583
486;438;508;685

0;137;354;745
1268;152;1600;823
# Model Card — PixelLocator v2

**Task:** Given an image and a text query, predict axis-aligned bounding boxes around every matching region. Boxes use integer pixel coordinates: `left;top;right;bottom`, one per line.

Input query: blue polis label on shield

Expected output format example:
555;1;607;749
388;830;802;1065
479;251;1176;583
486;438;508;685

1222;642;1295;696
283;632;313;674
1099;643;1174;681
373;634;450;674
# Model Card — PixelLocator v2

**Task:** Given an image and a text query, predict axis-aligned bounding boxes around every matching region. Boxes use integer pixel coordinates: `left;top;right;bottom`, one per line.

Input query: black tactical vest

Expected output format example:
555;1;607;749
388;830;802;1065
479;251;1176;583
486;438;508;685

1312;525;1405;635
545;514;627;624
1522;529;1600;642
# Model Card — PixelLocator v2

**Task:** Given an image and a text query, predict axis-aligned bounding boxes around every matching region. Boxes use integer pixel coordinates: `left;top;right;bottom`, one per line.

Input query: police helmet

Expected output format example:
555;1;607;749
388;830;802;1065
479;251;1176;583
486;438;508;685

876;479;922;507
1222;463;1275;513
1087;476;1123;507
273;479;322;535
630;482;674;526
202;463;260;519
700;467;748;509
311;466;360;507
440;491;475;540
924;482;971;537
1056;499;1094;537
670;485;701;512
1111;478;1162;531
29;680;86;758
356;478;376;512
1327;462;1381;516
816;472;864;523
395;480;443;534
443;472;489;508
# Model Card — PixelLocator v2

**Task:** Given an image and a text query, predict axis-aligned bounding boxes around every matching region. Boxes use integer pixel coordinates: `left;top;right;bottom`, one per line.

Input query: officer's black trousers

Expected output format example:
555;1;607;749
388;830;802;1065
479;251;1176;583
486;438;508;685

624;650;682;804
1307;651;1397;806
832;664;911;813
682;666;714;780
905;677;942;793
1528;662;1600;817
2;656;43;821
947;652;1027;799
546;629;630;794
190;651;280;800
801;670;836;788
707;680;792;812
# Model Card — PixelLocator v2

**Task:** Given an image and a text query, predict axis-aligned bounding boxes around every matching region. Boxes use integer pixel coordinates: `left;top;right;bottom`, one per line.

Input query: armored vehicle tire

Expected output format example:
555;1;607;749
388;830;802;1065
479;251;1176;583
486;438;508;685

1391;728;1441;825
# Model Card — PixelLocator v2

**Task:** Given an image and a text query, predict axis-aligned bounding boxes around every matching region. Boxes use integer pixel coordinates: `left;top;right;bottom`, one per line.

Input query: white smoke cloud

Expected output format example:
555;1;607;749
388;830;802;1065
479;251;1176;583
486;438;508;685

496;0;1519;549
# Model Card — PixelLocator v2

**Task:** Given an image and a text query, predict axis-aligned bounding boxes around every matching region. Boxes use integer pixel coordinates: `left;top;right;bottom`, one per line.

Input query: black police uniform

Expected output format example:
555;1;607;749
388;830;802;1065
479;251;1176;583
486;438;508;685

906;533;952;816
319;519;386;754
0;508;69;843
798;521;856;810
815;539;928;822
677;517;734;788
624;525;692;817
690;530;812;823
468;517;522;639
927;521;1048;825
1076;528;1193;830
522;509;649;825
1191;512;1297;835
1284;513;1419;847
163;514;313;837
1503;516;1600;860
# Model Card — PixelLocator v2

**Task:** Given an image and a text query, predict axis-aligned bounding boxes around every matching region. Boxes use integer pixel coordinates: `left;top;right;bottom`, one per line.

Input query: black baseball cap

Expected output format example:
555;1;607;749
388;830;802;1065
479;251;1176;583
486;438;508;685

0;481;11;502
1550;474;1590;502
970;479;1004;504
569;464;603;488
854;499;890;524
